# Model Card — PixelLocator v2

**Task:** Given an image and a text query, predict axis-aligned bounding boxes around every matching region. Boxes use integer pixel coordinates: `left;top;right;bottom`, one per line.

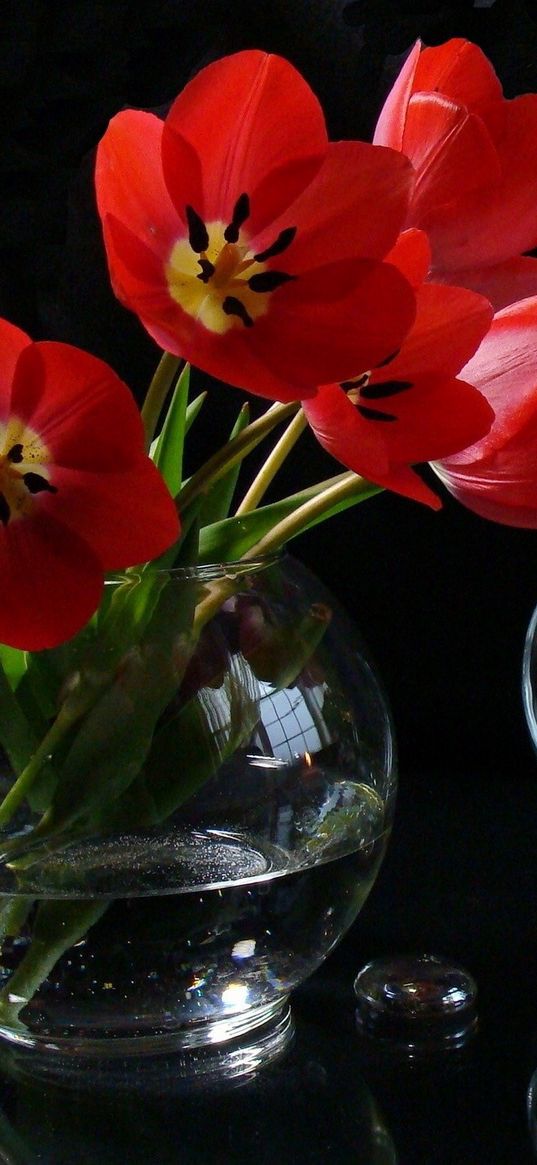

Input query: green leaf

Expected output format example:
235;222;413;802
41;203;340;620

243;601;332;689
199;403;250;526
184;390;207;434
198;477;380;562
141;655;261;821
0;645;27;691
0;662;39;776
150;362;190;495
26;574;200;841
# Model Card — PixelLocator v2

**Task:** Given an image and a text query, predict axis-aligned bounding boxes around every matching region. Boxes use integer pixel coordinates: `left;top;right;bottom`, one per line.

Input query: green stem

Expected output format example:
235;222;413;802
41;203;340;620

236;408;308;515
243;470;375;559
193;472;375;633
176;401;298;513
0;896;33;942
0;662;38;776
0;900;107;1023
0;705;78;829
141;352;182;449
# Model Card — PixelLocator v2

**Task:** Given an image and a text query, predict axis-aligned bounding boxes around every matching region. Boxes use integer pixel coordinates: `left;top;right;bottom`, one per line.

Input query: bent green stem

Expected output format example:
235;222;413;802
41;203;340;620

244;471;377;557
141;351;182;449
236;408;308;515
193;472;379;633
0;899;107;1025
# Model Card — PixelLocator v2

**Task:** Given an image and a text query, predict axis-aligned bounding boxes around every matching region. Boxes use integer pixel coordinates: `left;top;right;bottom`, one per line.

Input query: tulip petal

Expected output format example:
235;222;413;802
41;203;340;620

161;51;327;229
41;460;180;568
257;142;414;271
443;298;537;464
303;382;388;478
95;111;186;257
433;297;537;526
303;383;441;507
374;41;422;150
12;342;146;470
437;256;537;313
432;459;537;527
427;95;537;272
371;283;493;383
252;257;416;389
103;215;417;399
140;313;311;402
385;228;431;288
413;39;502;113
0;320;30;416
366;373;494;463
401;93;500;223
0;512;103;651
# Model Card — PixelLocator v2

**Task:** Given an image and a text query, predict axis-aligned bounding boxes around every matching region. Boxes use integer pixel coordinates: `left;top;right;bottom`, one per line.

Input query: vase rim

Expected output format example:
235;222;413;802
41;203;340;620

107;553;281;585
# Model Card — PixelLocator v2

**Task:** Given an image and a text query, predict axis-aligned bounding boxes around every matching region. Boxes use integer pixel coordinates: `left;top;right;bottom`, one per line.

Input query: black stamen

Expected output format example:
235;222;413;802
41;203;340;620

358;405;397;422
0;494;10;525
197;258;216;284
222;297;254;328
23;473;57;495
254;227;296;263
361;379;412;400
340;374;369;390
248;270;296;293
6;444;23;463
224;193;251;243
186;205;209;253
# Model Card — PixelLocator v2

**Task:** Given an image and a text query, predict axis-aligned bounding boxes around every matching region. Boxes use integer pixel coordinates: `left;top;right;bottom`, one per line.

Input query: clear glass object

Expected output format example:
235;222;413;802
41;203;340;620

354;953;478;1056
523;603;537;750
0;556;396;1074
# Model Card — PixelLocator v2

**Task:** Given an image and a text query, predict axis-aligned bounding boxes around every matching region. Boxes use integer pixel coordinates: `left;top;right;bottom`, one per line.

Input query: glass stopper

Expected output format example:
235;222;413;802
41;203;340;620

354;953;478;1055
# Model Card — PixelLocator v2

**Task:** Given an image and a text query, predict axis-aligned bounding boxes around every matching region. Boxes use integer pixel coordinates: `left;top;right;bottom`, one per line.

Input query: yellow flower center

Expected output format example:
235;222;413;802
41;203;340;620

165;195;296;334
0;417;56;525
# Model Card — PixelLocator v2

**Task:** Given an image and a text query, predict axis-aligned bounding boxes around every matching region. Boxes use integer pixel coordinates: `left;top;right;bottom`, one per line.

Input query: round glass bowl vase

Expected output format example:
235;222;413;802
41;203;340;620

0;555;396;1071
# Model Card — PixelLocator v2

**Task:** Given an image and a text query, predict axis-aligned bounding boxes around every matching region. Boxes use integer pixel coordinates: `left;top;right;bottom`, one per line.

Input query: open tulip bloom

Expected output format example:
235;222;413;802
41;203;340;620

1;40;537;1026
95;50;420;401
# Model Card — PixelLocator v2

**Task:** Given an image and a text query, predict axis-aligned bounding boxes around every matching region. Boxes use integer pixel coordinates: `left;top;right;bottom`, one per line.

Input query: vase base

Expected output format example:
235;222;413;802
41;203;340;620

0;996;294;1091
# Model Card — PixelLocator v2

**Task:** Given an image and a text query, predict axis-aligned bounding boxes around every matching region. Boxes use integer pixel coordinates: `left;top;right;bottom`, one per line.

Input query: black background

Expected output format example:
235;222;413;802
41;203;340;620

3;3;537;1162
2;0;537;776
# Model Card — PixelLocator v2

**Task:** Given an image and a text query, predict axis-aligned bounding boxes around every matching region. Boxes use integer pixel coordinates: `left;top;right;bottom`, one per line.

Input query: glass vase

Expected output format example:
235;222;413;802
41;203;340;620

0;555;396;1076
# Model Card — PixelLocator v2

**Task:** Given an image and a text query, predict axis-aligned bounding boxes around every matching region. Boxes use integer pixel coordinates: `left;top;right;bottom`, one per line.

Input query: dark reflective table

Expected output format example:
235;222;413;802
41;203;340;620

0;764;536;1163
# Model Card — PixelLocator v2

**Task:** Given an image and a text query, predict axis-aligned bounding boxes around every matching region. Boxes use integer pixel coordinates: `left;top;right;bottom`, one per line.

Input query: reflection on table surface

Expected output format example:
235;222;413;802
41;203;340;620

0;1007;396;1165
1;762;537;1163
0;977;534;1165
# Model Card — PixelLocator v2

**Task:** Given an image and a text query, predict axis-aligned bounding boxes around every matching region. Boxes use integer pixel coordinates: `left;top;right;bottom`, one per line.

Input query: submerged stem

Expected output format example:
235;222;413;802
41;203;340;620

0;900;107;1023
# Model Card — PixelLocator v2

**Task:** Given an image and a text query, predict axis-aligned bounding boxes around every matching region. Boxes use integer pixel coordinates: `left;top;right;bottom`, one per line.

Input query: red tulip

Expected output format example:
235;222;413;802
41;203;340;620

303;230;494;507
0;320;179;650
95;50;417;402
374;38;537;310
432;298;537;526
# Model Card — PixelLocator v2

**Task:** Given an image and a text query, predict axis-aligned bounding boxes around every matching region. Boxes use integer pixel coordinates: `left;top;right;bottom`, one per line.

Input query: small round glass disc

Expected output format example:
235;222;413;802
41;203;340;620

354;953;477;1054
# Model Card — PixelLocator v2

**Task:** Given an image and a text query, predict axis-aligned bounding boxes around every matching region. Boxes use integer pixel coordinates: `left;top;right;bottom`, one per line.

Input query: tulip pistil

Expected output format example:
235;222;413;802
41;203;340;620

166;194;296;334
0;419;56;524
